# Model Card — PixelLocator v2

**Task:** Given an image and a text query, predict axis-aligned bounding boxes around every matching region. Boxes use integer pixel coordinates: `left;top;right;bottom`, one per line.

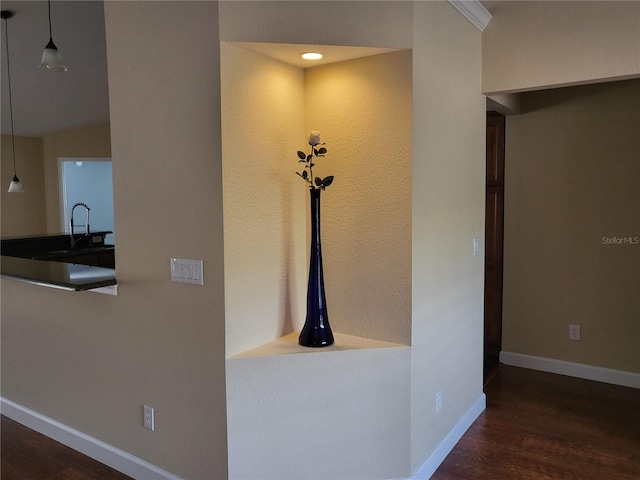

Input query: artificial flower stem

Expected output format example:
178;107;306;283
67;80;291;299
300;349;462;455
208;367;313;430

308;145;314;188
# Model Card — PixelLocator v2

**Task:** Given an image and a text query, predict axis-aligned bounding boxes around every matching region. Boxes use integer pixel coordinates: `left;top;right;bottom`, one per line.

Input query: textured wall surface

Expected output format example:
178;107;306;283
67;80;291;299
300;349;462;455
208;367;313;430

305;50;413;345
221;42;307;357
503;80;640;373
222;43;413;478
221;45;412;354
483;1;640;94
227;341;411;479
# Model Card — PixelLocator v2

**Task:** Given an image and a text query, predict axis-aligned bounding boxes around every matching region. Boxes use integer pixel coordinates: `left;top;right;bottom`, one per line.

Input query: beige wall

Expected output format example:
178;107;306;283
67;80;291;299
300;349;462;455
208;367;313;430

106;2;227;476
503;79;640;373
411;1;485;470
1;135;46;236
221;43;307;357
221;1;484;478
2;2;637;478
2;2;228;478
2;2;486;479
219;0;413;48
483;1;640;94
227;342;412;479
42;124;112;234
305;50;413;345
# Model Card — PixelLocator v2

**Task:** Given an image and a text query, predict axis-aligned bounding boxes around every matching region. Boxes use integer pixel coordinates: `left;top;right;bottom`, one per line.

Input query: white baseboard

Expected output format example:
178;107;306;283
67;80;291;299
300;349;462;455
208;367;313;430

0;397;181;480
500;352;640;389
409;393;486;479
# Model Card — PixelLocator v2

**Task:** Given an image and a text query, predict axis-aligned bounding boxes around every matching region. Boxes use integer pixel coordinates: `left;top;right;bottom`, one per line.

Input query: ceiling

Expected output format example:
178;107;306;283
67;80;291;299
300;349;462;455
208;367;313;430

1;1;497;138
1;0;109;137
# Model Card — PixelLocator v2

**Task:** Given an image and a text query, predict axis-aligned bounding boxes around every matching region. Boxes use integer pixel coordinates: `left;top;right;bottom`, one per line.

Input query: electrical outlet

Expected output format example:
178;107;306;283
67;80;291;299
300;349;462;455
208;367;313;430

436;390;442;414
569;324;581;341
143;405;155;431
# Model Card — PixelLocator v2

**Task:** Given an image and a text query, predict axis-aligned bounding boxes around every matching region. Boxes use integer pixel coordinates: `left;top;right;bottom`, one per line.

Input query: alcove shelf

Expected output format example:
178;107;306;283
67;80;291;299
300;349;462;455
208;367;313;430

230;331;407;359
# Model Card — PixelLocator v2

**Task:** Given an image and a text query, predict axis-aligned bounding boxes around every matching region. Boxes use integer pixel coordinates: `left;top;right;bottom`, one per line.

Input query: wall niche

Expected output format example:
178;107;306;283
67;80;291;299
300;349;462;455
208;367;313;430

221;42;412;358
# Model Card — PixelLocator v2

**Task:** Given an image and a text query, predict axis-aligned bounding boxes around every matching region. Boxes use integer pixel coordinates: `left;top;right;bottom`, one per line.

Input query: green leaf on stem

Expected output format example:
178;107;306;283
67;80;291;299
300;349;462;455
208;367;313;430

297;151;306;160
321;176;334;187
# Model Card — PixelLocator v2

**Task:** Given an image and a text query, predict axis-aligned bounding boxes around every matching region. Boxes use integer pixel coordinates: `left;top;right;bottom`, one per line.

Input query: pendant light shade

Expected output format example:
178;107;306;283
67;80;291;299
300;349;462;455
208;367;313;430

1;10;26;193
39;39;67;72
8;176;25;193
39;0;67;72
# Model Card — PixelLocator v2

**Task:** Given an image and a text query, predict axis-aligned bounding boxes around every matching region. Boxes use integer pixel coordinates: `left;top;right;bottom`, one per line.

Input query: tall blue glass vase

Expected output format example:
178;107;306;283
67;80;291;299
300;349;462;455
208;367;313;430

299;188;334;347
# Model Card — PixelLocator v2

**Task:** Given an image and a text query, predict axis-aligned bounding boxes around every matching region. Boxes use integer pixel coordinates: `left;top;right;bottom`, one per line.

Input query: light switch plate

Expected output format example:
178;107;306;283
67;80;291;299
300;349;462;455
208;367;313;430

170;258;204;285
473;237;482;257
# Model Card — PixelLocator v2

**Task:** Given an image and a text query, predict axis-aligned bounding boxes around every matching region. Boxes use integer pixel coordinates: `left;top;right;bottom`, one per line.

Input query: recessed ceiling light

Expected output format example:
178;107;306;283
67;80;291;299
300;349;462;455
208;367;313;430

300;52;323;61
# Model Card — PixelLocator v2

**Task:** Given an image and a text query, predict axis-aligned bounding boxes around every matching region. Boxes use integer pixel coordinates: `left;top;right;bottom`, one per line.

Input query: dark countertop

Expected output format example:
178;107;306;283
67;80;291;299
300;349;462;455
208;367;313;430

2;232;91;240
1;256;116;291
1;231;112;241
2;231;112;254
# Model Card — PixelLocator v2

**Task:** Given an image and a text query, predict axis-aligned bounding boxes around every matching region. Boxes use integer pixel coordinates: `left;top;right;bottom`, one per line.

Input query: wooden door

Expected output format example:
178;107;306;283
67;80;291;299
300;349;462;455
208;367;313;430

484;112;505;376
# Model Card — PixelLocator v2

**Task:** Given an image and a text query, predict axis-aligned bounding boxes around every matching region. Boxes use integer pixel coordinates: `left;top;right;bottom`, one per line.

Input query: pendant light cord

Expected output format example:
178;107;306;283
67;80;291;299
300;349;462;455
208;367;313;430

47;0;53;40
3;14;18;177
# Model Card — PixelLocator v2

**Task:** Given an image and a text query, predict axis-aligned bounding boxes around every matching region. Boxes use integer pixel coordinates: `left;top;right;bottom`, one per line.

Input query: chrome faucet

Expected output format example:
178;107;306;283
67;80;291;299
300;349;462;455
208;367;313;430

70;202;90;247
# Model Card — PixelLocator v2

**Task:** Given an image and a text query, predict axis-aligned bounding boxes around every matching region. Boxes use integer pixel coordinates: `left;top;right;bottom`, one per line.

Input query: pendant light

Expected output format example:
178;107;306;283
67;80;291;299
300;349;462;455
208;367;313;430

2;10;25;193
39;0;67;72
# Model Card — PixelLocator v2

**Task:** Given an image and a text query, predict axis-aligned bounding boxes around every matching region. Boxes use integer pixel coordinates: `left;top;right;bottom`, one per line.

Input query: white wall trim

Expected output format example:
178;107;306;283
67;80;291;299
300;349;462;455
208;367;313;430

0;398;182;480
448;0;493;31
409;393;486;479
500;352;640;389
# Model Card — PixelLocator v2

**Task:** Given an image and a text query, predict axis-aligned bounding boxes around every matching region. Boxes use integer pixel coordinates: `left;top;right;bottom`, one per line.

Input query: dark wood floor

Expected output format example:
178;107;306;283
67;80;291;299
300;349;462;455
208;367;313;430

2;366;639;479
433;365;640;480
0;415;131;480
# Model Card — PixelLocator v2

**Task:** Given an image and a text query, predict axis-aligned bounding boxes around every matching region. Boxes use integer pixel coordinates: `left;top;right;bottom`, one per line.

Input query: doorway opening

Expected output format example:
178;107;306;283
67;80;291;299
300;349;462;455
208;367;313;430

60;158;115;245
484;112;505;383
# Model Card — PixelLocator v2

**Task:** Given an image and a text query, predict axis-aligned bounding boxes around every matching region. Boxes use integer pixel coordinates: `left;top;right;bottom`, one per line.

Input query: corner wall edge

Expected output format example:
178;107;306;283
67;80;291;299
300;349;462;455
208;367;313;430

409;393;486;479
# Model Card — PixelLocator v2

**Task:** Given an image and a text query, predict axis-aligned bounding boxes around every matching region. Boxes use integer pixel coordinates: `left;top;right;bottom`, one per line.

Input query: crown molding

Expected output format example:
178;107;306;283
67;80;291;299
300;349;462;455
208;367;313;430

448;0;493;32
